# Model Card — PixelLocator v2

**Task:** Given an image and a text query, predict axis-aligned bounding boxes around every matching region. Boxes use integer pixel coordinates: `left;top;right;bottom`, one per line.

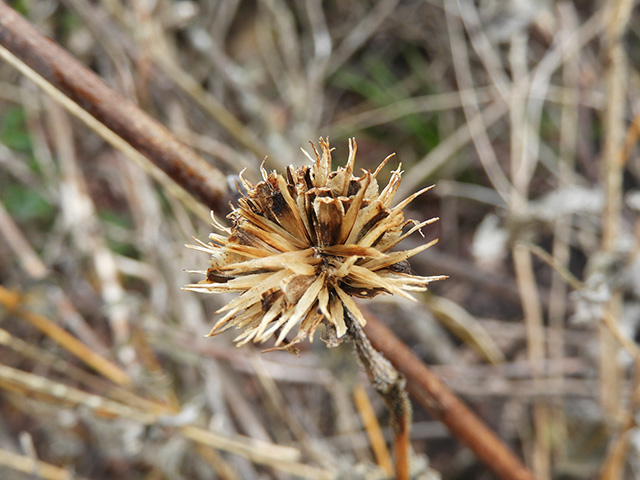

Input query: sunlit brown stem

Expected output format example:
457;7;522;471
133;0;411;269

348;317;411;480
392;400;411;480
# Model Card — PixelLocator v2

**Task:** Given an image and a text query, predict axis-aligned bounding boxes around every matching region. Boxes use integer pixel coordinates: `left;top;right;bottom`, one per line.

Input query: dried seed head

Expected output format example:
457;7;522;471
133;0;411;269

186;138;445;350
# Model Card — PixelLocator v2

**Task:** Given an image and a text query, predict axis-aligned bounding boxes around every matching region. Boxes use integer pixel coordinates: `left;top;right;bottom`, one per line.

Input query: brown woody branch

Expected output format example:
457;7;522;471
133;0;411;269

0;1;232;214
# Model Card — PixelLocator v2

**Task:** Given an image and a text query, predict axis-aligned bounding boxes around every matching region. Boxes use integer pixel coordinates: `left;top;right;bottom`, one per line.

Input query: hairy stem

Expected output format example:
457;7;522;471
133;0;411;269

362;307;536;480
348;317;411;480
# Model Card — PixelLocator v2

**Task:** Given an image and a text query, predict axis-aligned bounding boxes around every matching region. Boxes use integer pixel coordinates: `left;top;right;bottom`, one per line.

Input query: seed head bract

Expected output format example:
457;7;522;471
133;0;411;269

186;138;445;351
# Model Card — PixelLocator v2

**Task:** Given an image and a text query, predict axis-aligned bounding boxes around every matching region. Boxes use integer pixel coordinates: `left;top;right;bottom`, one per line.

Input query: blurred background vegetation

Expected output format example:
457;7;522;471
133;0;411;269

1;0;639;479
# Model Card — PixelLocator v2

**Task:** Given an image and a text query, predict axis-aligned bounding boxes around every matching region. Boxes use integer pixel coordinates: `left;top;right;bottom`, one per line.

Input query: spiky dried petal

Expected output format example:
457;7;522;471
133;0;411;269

186;138;444;350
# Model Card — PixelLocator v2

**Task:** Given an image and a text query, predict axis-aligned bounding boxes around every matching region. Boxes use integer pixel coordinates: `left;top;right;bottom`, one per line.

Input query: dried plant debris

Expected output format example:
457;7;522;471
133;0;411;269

186;138;445;350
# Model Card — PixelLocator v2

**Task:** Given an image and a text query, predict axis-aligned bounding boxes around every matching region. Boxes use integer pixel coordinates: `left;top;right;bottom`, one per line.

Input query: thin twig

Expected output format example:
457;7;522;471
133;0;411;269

599;0;633;436
508;24;551;478
353;383;394;476
546;4;581;464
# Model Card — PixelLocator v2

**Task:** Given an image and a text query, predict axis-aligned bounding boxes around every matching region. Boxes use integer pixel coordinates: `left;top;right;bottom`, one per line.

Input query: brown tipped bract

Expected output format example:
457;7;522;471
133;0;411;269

186;138;444;350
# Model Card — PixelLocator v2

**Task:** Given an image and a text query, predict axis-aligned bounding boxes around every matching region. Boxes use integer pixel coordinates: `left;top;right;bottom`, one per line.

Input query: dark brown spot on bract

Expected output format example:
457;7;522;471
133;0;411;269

261;289;282;311
359;210;389;241
270;191;287;216
389;260;413;275
347;179;361;196
340;283;386;298
207;268;231;283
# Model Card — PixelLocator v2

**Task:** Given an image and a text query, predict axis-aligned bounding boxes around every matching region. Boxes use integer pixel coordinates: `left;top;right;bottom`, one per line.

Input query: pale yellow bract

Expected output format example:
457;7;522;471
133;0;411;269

186;138;445;350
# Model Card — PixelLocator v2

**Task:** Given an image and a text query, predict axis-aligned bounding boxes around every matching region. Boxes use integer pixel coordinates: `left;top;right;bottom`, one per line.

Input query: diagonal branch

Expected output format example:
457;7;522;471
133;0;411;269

0;1;232;214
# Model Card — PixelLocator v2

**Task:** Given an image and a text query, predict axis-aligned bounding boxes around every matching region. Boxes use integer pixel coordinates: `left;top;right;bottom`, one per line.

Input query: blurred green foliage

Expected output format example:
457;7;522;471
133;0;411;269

330;48;441;152
0;106;53;226
9;0;28;15
3;183;53;224
98;210;138;258
1;106;32;154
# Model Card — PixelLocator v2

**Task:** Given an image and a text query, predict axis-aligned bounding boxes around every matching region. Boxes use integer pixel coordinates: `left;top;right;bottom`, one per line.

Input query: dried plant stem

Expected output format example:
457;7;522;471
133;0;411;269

0;45;210;223
0;2;231;213
362;308;536;480
507;20;550;476
353;383;394;476
548;6;580;463
599;0;632;436
598;290;640;480
513;245;549;478
0;200;47;279
598;353;640;480
348;317;411;480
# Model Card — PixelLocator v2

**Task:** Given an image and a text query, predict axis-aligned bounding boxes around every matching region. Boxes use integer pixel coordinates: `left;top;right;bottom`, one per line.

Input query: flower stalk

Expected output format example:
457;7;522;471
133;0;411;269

348;314;412;480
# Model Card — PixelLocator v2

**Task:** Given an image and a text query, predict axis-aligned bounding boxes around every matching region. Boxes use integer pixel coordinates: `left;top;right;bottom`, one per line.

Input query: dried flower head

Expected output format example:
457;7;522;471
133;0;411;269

186;138;445;350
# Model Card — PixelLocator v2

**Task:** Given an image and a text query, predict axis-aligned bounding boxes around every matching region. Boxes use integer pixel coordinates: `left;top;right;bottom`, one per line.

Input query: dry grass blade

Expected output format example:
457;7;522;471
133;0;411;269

426;294;505;365
0;43;211;223
183;427;327;476
0;363;156;422
353;383;394;476
0;200;47;279
0;448;89;480
598;0;633;442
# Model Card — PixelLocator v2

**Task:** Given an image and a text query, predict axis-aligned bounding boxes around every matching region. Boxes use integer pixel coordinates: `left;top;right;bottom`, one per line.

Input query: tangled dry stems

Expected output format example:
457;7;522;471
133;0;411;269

0;1;639;479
